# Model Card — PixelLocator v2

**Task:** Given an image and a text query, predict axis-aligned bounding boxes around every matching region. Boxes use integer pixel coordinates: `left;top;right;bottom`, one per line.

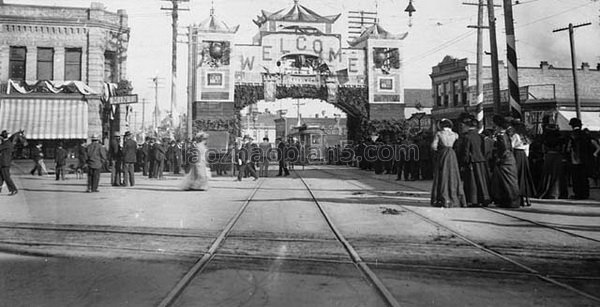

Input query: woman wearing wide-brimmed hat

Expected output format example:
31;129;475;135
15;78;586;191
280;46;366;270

181;132;210;191
508;118;536;206
430;118;466;208
490;115;520;208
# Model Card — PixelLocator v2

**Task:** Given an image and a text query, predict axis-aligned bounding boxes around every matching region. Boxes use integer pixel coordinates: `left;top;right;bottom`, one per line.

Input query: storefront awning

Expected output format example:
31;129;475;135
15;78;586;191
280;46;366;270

557;110;600;131
0;98;88;139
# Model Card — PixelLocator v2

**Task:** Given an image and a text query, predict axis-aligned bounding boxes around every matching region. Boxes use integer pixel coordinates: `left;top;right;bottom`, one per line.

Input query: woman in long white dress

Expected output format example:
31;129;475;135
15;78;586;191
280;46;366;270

181;132;210;191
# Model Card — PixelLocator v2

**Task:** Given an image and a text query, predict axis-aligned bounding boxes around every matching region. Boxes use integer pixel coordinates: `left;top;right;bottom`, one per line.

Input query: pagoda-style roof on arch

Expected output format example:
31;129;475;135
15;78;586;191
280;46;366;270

197;9;239;33
253;0;341;27
348;23;408;47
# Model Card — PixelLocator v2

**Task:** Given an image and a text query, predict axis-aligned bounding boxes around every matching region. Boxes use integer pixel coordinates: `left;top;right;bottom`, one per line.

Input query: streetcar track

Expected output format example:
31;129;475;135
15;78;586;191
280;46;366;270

157;178;265;307
158;171;404;307
0;223;215;238
309;167;600;303
295;172;402;307
316;166;600;243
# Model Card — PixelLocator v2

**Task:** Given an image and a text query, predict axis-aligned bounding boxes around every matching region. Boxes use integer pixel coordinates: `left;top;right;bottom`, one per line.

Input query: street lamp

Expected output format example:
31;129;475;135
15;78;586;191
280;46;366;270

404;0;416;27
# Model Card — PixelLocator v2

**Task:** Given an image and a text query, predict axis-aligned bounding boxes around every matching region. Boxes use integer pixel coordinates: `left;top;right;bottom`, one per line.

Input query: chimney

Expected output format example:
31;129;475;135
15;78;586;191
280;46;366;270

581;62;589;71
540;61;550;70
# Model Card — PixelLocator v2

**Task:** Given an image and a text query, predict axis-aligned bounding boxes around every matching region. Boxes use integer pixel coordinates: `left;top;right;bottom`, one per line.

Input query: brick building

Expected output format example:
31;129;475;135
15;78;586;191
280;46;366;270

0;1;130;153
430;56;600;131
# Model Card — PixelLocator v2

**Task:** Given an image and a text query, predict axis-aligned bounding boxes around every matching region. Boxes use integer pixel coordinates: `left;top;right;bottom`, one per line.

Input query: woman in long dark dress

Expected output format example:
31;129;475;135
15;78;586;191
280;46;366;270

431;119;466;208
490;115;521;208
537;124;568;199
509;120;536;206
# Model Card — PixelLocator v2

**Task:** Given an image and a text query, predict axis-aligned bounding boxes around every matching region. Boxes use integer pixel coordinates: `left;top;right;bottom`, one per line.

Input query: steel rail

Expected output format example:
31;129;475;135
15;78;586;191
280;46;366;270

309;167;600;303
316;166;600;243
157;178;265;307
0;223;213;238
295;172;402;307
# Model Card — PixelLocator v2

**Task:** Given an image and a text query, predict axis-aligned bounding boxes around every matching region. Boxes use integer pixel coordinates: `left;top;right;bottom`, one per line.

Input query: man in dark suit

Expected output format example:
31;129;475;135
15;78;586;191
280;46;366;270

141;137;150;176
236;136;259;181
153;139;166;179
122;131;137;187
0;130;18;195
276;137;290;176
567;118;593;200
86;134;107;192
148;138;156;178
109;132;122;186
29;143;44;176
54;142;68;181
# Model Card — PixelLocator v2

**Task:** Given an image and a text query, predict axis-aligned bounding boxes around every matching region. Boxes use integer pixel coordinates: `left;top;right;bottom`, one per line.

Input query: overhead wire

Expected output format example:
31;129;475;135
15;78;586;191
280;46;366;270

403;30;475;64
516;1;596;28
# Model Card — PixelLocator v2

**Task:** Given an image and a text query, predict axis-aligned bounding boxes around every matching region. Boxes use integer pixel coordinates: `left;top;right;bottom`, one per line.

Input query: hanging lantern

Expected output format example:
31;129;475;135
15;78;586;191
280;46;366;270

404;0;416;27
404;0;416;17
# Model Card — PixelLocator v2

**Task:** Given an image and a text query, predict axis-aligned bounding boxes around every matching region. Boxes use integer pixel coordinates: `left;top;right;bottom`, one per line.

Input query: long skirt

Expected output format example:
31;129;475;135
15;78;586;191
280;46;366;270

491;153;521;208
537;152;568;199
514;149;536;199
462;161;491;206
431;147;466;208
181;162;210;191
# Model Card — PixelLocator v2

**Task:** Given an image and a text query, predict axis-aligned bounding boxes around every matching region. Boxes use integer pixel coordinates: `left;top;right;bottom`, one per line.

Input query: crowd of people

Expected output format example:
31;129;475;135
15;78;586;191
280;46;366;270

3;115;599;203
429;114;598;208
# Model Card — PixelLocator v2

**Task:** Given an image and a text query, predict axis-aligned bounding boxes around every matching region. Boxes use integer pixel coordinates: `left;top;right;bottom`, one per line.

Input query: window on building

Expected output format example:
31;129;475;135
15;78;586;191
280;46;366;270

104;51;117;83
9;46;27;81
453;80;460;106
436;83;443;107
37;48;54;80
443;82;449;107
461;79;468;105
65;48;82;81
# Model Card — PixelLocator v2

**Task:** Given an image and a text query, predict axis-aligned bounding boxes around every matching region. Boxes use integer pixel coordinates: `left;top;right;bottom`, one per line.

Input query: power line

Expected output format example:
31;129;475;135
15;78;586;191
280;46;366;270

517;1;595;28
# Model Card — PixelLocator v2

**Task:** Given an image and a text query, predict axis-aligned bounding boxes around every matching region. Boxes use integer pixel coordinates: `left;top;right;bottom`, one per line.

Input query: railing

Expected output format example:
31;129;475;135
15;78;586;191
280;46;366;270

520;84;556;102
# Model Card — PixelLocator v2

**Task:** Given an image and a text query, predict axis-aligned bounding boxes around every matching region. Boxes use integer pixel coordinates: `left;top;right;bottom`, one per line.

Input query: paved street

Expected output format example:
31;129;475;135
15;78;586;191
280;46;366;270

0;164;599;306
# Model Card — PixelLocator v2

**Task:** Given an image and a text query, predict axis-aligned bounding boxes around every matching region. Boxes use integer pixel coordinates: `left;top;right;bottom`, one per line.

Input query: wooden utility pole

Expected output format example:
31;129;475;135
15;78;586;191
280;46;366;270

153;76;160;133
503;0;522;118
487;0;502;115
161;0;189;131
141;98;146;139
186;25;196;140
465;0;487;126
553;22;591;120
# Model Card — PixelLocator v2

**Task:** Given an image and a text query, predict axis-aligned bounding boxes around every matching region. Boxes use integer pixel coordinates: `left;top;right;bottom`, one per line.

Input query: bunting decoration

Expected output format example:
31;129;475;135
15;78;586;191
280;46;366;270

7;79;98;95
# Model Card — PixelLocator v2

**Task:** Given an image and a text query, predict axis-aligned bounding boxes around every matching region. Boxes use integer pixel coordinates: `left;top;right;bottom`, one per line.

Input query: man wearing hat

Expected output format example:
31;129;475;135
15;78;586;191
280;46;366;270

109;131;123;186
0;130;18;195
567;117;593;199
236;135;259;181
86;134;107;192
122;131;137;187
29;143;44;176
276;137;290;177
258;137;272;177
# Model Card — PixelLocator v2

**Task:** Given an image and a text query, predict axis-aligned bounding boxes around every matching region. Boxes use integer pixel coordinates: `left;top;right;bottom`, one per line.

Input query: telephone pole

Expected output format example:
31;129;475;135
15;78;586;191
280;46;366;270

141;98;146;139
153;76;160;133
553;22;591;120
161;0;189;130
487;0;502;115
465;0;487;126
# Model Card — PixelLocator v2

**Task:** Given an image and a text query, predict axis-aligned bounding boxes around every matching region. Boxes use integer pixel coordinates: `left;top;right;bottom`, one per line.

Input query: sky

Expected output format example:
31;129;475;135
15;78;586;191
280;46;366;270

10;0;600;124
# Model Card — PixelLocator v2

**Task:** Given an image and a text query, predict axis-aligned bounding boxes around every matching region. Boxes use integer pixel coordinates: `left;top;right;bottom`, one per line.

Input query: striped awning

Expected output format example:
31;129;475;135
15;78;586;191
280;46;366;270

0;98;88;139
